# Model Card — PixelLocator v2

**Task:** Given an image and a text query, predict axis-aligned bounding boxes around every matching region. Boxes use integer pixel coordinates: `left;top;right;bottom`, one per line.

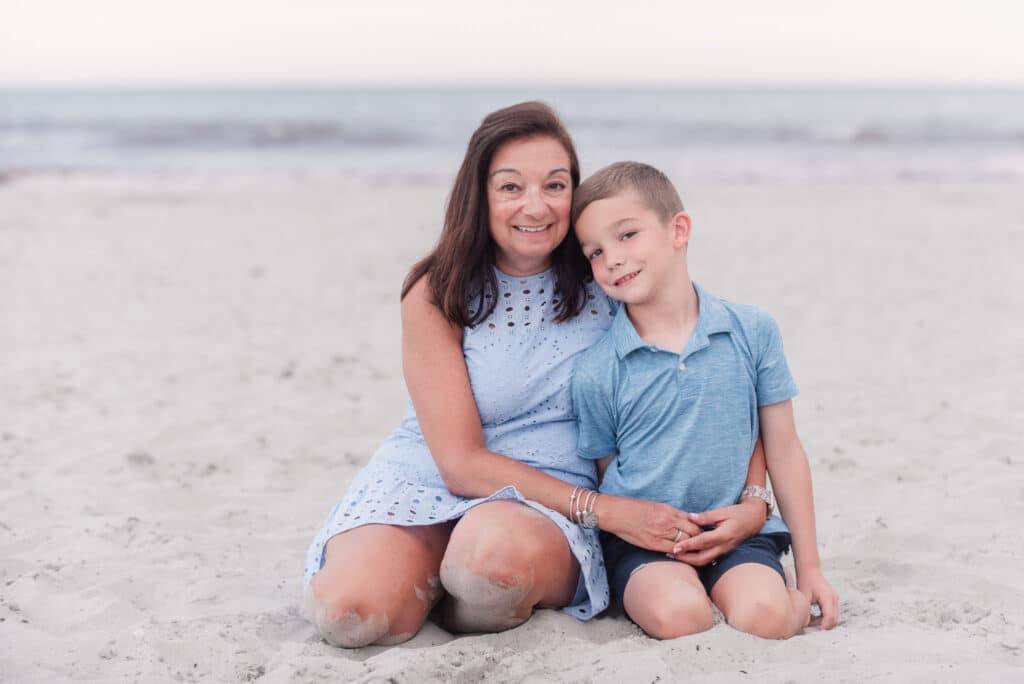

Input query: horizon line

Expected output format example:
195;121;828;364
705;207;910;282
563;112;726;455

3;81;1024;92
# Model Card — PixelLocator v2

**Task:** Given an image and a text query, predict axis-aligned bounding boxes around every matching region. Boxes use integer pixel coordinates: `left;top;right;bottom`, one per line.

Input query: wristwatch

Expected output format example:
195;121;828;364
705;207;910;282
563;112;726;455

741;485;773;519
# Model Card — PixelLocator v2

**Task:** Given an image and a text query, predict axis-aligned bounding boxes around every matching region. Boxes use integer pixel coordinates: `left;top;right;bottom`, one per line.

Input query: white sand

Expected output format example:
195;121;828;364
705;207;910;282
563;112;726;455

1;171;1022;682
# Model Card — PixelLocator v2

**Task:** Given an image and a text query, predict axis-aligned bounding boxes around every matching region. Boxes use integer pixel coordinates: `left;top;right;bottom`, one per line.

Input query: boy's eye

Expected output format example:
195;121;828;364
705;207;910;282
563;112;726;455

621;231;637;241
587;248;602;260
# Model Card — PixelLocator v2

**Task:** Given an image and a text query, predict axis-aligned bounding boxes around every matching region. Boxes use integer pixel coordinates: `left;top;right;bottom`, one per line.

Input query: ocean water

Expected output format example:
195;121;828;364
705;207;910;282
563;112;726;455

2;87;1023;183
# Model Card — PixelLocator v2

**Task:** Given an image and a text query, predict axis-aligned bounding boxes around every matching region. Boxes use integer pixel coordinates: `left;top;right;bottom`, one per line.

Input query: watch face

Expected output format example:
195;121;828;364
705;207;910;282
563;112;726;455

582;511;598;528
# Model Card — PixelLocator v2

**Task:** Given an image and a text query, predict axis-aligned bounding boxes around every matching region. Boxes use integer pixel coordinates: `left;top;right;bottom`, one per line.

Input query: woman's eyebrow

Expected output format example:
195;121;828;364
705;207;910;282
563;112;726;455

489;167;570;178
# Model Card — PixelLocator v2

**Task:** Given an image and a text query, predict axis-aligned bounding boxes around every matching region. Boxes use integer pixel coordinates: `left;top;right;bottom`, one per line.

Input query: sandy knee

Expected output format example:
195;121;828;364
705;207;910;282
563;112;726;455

303;585;391;648
439;558;533;633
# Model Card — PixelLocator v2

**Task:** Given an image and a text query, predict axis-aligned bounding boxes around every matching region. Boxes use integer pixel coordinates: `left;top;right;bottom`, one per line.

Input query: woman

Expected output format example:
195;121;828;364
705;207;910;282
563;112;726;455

303;101;768;646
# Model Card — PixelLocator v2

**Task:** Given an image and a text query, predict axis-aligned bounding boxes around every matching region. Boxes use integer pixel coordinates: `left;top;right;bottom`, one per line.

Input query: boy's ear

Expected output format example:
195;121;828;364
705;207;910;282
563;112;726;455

671;212;692;249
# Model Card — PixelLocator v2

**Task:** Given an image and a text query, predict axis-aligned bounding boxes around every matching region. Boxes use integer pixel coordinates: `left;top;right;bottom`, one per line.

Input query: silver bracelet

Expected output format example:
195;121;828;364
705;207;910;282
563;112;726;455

581;491;600;529
740;485;773;519
580;489;595;524
569;486;582;520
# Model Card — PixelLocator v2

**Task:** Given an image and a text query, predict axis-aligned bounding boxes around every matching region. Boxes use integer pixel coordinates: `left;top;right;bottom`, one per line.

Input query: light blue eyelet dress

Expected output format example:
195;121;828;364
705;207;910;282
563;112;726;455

303;267;617;619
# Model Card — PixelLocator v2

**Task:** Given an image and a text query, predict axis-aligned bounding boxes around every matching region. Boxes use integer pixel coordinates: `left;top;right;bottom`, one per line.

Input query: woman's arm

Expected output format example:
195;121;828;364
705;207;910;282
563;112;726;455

402;276;700;551
669;438;770;565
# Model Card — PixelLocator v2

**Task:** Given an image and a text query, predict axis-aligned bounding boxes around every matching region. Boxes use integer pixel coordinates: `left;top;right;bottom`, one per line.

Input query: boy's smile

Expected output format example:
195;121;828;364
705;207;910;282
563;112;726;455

613;269;642;288
574;190;690;306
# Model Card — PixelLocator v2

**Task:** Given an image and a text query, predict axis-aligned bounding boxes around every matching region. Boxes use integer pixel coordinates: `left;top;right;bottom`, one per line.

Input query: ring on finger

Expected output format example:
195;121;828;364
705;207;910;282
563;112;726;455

672;528;683;543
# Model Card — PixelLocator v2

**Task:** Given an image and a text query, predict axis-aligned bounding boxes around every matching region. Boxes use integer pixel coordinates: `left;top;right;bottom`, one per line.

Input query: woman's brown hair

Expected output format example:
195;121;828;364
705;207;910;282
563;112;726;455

401;101;590;327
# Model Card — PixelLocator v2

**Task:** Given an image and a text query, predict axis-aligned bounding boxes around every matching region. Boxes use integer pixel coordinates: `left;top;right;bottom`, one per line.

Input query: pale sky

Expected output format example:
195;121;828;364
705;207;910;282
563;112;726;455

2;0;1023;87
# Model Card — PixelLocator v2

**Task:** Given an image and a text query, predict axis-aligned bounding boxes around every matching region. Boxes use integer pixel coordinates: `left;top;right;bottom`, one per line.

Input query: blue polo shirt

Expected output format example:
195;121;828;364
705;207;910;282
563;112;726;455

570;283;796;535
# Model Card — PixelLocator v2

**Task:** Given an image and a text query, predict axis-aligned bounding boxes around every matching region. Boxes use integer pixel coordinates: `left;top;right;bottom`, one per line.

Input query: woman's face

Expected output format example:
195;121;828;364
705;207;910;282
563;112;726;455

486;135;572;277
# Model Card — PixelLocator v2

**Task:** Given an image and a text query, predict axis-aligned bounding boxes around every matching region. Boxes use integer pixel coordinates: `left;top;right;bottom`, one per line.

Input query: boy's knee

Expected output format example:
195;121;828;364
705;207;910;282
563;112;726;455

725;596;799;640
633;592;714;640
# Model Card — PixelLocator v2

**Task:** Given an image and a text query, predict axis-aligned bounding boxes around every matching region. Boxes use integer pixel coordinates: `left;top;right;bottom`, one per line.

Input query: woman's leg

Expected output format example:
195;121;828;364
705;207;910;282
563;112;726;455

710;563;811;639
304;522;453;647
622;562;715;639
439;500;579;633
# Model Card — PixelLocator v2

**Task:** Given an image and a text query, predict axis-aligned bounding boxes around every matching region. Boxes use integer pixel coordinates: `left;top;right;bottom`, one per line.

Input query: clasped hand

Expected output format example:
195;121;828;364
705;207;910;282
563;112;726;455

667;498;768;566
604;496;766;561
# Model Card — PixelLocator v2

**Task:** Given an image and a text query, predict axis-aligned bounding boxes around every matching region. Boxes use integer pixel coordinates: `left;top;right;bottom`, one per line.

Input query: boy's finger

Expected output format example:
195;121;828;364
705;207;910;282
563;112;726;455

687;510;722;526
673;533;709;553
680;520;703;537
821;595;840;629
674;545;724;567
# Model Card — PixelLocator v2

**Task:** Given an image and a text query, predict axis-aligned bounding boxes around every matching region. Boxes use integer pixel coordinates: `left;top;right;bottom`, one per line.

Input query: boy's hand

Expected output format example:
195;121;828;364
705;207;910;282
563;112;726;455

797;568;839;629
602;496;703;553
669;498;766;565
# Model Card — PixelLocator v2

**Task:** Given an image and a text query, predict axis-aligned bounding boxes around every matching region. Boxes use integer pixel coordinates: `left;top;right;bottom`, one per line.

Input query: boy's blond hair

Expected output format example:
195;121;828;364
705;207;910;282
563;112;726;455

572;161;684;225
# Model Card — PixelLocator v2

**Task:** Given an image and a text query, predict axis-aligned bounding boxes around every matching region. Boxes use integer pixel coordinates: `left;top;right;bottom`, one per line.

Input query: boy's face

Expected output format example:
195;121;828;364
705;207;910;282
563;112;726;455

575;190;690;305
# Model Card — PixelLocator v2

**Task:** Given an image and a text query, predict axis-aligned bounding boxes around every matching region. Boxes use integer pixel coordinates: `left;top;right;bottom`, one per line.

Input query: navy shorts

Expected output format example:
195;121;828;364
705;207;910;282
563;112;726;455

602;532;792;608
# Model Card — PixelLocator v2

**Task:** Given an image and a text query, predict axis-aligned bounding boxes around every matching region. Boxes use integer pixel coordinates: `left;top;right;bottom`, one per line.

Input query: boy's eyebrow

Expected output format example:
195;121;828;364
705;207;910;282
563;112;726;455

489;167;571;178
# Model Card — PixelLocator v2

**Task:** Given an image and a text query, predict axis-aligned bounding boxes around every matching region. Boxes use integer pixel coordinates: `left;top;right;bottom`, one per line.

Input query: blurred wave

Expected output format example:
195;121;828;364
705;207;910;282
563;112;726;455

2;87;1023;182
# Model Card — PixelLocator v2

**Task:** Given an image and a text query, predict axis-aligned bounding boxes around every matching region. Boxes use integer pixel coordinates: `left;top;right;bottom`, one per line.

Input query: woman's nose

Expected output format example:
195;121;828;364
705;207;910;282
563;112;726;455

521;186;547;217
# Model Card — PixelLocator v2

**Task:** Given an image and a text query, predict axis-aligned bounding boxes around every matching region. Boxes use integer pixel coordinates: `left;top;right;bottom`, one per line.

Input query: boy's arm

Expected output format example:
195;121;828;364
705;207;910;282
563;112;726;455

744;437;768;489
760;399;840;629
595;454;614;484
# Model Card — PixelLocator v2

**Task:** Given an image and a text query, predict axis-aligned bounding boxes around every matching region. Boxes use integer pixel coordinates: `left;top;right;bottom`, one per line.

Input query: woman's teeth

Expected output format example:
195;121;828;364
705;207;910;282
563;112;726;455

515;225;549;233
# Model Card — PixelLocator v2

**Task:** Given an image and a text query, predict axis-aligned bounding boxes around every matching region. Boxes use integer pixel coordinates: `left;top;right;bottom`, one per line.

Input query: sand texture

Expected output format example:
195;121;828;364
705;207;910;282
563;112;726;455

2;171;1022;682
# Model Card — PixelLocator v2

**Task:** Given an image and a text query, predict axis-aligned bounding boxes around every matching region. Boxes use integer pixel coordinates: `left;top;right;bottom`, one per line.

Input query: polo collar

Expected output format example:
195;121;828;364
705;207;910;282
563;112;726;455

611;281;733;360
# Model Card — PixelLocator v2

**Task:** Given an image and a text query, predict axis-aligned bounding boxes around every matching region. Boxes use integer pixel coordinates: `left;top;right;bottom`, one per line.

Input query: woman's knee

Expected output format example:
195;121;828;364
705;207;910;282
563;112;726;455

439;504;571;632
442;505;555;596
303;583;394;648
304;526;447;647
439;529;535;610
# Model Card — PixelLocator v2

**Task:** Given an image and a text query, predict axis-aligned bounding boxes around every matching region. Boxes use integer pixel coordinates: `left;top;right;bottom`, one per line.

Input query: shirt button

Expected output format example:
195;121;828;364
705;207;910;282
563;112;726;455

678;363;686;371
648;346;657;352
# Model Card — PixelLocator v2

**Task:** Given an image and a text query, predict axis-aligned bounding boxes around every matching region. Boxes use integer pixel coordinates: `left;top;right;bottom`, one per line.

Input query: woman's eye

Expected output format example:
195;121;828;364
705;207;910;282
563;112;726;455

500;183;518;192
547;181;567;191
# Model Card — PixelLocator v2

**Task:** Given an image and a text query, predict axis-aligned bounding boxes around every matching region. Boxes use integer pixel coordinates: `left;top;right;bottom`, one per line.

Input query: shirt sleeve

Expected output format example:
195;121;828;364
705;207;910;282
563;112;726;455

755;314;799;406
569;361;618;459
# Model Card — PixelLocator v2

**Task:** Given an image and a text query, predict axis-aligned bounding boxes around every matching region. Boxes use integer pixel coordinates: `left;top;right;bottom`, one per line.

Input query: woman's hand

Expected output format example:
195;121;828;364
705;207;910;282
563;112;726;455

668;497;767;565
598;495;703;553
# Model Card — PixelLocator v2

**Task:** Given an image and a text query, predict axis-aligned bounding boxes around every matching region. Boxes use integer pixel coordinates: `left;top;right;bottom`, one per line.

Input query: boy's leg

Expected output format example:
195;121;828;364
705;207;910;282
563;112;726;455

623;561;715;639
707;535;810;640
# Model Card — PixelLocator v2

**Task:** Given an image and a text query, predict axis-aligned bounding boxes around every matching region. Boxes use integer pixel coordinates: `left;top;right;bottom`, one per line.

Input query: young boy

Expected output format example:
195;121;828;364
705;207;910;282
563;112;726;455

570;162;839;639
